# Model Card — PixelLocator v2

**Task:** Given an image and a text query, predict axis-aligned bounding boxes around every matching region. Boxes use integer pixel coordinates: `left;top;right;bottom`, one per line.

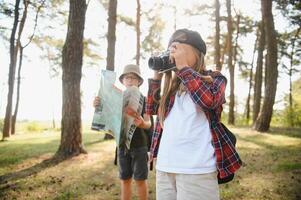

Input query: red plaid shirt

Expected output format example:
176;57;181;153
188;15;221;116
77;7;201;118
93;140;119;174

146;67;242;178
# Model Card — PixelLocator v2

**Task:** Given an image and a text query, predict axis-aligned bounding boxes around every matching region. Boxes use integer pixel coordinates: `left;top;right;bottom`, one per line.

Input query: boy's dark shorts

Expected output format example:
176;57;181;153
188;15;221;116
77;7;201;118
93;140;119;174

118;146;148;180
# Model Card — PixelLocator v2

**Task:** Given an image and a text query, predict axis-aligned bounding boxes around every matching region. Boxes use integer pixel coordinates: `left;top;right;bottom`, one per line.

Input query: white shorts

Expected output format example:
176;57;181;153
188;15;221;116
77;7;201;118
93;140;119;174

156;170;220;200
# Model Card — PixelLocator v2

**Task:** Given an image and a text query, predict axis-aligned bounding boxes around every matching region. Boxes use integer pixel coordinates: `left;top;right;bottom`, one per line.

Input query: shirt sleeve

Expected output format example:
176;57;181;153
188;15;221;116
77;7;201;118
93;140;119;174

176;67;227;110
146;78;161;115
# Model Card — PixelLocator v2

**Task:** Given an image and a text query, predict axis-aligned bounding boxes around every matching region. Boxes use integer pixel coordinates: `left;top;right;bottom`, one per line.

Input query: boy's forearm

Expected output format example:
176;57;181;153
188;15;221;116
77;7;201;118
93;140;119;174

141;114;151;129
141;120;151;129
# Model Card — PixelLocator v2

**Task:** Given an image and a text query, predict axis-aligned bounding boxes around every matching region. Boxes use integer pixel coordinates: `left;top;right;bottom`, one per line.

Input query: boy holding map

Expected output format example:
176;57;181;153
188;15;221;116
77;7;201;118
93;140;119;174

94;64;151;200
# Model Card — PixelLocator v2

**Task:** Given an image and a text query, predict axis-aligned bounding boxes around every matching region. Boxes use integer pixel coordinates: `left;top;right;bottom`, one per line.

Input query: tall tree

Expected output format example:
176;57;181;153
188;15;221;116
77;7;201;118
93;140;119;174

245;31;257;125
226;0;235;125
10;0;29;135
276;0;301;126
11;0;45;135
214;0;222;71
254;0;278;132
284;78;301;127
287;29;301;126
56;0;87;157
279;28;301;126
252;21;265;124
103;0;117;140
135;0;141;66
2;0;21;140
106;0;117;71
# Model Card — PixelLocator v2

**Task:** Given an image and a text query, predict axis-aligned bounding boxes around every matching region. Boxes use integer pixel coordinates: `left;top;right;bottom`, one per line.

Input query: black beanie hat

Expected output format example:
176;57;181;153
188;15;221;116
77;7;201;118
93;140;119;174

168;29;206;55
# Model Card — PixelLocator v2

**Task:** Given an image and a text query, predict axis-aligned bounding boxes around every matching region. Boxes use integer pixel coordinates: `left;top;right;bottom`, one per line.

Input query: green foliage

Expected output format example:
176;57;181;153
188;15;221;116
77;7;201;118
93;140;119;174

0;1;14;41
277;162;301;172
25;121;45;132
275;0;301;26
118;15;136;27
274;78;301;128
283;78;301;127
283;106;301;127
54;191;77;200
0;130;102;174
271;110;287;127
141;3;165;56
83;38;102;67
1;128;300;199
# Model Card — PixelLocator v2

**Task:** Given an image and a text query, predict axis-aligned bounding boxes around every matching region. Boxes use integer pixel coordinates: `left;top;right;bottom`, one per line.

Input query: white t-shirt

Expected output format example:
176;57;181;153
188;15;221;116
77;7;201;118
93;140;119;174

156;92;216;174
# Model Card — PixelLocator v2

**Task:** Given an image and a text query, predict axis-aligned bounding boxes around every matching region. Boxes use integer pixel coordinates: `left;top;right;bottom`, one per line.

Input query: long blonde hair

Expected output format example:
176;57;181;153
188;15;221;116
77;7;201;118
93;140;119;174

158;47;205;126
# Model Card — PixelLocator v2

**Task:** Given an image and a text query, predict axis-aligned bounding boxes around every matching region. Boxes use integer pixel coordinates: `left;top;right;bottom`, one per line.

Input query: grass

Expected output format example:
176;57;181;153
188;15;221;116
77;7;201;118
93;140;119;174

0;125;300;200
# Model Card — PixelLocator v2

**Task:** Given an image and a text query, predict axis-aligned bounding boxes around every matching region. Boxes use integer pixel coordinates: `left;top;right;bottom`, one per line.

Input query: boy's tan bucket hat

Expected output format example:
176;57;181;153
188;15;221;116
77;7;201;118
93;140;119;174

119;64;144;86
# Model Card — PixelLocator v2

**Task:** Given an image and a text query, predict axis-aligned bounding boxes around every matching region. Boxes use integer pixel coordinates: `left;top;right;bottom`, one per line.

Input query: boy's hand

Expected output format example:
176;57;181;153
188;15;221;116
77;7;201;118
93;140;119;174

125;107;147;128
93;96;100;107
133;116;145;128
124;106;139;118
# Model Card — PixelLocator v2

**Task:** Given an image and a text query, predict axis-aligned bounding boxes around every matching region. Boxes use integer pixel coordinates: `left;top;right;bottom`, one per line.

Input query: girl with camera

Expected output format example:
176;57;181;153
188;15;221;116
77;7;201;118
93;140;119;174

146;29;242;200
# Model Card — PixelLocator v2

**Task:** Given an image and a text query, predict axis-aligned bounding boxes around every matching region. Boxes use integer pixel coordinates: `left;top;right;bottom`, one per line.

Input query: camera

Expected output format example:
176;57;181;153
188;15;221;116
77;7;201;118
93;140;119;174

148;50;176;71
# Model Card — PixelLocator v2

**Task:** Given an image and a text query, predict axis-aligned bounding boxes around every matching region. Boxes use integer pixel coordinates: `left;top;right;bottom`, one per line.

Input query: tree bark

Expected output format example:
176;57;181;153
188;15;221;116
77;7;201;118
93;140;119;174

288;28;300;126
226;0;235;125
57;0;87;157
11;0;29;135
254;0;278;132
106;0;117;71
214;0;222;71
253;21;265;125
11;47;24;135
245;33;257;125
104;0;117;140
2;0;21;139
136;0;141;66
245;68;253;125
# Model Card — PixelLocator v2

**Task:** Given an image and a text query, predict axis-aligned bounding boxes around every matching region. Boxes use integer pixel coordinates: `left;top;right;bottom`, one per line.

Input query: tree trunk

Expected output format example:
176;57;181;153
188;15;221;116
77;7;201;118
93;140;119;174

245;29;258;125
56;0;87;157
226;0;235;125
253;21;265;125
11;47;24;135
214;0;222;71
254;0;278;132
233;14;240;68
106;0;117;71
2;0;21;140
11;0;29;135
288;28;300;126
104;0;117;140
136;0;141;66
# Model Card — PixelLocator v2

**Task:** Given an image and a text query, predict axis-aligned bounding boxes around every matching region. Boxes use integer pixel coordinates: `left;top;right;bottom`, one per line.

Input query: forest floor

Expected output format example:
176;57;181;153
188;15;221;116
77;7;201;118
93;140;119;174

0;124;300;200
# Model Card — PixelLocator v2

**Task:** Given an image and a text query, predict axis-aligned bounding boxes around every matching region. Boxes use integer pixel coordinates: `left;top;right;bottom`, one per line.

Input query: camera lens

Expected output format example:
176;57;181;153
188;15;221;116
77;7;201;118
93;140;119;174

148;57;164;70
148;50;175;71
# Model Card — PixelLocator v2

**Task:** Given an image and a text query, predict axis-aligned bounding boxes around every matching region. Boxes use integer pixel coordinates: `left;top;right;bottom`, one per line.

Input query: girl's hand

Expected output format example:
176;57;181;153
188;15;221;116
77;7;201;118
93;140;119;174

151;52;163;80
169;42;190;70
201;75;214;83
153;70;163;80
93;96;100;107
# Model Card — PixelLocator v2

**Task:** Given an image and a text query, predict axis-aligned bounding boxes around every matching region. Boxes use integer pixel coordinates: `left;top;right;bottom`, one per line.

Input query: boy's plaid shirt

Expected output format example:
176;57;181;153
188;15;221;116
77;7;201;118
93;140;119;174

146;67;242;178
